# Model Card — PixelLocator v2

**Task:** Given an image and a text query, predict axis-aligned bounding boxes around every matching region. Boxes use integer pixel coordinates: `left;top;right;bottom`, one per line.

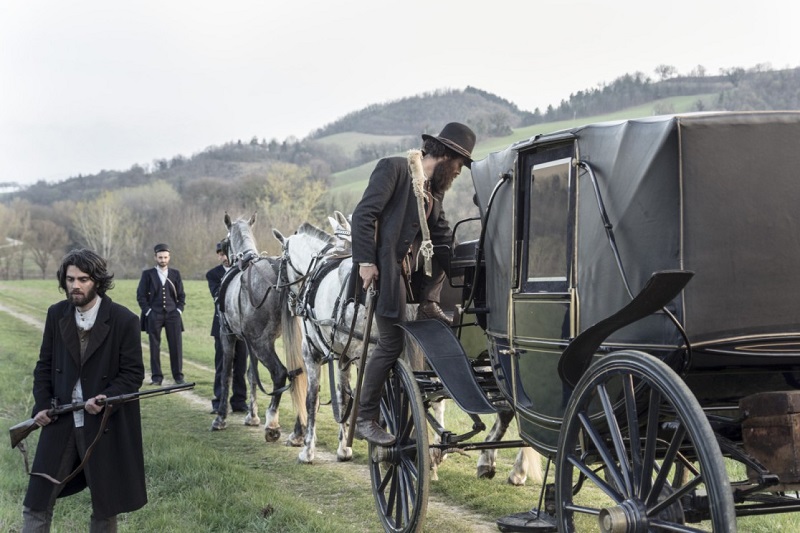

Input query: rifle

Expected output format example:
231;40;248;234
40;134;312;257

10;382;195;450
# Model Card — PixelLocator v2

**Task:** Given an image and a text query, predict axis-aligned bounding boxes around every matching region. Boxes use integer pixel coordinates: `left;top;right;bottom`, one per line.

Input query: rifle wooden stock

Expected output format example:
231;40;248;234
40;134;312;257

10;382;194;449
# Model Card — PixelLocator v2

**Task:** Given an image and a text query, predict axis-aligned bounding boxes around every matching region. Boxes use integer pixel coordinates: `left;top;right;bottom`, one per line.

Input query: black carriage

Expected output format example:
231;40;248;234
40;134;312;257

368;112;800;532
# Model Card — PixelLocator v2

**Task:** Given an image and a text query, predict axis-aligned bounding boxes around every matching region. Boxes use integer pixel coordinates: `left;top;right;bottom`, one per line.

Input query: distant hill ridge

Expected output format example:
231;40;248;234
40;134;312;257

6;65;799;205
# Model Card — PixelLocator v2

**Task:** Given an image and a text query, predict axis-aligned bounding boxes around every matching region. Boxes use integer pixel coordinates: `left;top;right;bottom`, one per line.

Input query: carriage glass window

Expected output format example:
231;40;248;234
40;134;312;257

527;158;571;284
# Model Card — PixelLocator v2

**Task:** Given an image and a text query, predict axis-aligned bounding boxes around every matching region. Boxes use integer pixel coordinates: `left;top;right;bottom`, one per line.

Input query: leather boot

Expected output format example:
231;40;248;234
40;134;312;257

416;300;452;326
355;418;396;446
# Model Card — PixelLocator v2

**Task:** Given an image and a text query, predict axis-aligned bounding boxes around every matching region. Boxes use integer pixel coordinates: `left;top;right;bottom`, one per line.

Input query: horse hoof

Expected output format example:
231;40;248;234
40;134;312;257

285;436;303;447
297;452;314;464
337;451;353;462
211;419;227;431
244;415;261;427
507;474;526;486
477;465;496;479
264;428;281;442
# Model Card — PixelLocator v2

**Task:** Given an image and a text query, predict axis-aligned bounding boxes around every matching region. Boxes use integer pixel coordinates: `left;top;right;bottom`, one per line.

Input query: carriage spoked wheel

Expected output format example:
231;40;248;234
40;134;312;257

555;350;736;532
369;358;430;533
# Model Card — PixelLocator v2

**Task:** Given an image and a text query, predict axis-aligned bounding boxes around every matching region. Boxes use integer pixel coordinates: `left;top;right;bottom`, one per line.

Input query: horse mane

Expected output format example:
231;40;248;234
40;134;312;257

297;222;335;246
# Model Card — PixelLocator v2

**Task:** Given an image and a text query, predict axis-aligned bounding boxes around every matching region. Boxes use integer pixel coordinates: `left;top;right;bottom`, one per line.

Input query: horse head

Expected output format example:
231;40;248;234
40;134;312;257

327;210;352;251
224;212;258;263
273;222;337;286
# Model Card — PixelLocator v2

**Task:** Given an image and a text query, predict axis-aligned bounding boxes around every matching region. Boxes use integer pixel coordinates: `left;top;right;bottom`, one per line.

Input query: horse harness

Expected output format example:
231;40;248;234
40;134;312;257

217;250;276;315
278;240;361;363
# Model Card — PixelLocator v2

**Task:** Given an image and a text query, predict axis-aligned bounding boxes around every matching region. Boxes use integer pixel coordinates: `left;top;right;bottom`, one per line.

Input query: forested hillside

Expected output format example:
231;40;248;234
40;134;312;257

1;65;798;280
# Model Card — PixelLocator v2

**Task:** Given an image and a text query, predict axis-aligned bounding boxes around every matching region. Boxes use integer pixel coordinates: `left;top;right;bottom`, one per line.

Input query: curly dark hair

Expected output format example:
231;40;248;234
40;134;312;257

56;249;115;296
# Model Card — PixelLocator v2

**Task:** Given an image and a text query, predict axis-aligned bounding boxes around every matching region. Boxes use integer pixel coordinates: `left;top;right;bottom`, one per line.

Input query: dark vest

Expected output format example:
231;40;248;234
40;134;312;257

159;278;179;313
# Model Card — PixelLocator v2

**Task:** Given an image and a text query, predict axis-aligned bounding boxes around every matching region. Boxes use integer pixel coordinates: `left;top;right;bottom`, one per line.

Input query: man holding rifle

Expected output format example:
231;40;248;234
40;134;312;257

21;248;147;532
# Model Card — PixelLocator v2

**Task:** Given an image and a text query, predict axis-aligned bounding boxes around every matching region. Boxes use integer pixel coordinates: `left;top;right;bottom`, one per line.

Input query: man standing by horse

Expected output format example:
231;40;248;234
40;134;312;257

206;240;248;414
136;243;186;386
351;122;476;445
21;248;147;531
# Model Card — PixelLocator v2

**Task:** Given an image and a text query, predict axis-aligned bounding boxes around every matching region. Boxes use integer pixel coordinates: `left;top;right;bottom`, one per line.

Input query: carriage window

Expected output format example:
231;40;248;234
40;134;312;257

527;158;570;283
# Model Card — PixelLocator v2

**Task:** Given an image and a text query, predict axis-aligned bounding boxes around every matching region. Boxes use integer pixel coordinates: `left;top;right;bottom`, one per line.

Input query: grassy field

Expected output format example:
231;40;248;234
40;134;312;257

3;279;800;532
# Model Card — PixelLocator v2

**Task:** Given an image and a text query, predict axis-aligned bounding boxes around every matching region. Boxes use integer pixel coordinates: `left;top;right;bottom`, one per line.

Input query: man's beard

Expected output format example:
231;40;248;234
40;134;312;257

430;160;457;193
70;285;98;308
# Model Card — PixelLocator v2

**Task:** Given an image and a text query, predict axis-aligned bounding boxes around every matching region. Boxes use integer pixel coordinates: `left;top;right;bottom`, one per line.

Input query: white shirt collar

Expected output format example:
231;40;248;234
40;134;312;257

75;296;102;331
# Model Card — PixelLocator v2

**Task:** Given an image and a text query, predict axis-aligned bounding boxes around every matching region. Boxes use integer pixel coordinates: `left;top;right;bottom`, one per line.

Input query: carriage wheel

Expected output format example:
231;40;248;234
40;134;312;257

329;352;353;424
555;350;735;532
369;358;430;533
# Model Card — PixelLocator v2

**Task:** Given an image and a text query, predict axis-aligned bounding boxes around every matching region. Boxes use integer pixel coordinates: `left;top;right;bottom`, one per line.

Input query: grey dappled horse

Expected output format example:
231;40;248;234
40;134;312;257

212;213;308;445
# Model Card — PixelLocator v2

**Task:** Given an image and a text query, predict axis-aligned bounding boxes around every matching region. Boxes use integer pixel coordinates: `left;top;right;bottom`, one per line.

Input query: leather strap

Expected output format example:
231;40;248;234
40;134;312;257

29;405;114;486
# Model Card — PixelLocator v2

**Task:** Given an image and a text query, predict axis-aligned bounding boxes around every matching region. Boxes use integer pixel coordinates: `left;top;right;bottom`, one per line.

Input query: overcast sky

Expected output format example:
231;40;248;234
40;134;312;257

1;0;798;185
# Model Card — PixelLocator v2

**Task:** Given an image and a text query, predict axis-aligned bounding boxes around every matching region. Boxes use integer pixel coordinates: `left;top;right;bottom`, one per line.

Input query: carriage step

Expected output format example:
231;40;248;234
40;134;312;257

399;319;497;414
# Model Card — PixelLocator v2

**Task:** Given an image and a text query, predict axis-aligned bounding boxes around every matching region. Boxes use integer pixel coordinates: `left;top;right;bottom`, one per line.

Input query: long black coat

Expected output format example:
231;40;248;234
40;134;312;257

352;156;452;319
24;297;147;518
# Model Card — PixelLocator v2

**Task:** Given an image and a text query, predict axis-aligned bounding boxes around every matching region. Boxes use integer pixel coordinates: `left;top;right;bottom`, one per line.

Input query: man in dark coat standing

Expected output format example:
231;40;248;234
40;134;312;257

136;243;186;385
351;122;476;445
206;241;248;413
22;248;147;532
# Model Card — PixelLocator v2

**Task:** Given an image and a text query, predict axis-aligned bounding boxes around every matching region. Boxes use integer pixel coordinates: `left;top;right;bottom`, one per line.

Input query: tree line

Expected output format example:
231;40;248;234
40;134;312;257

0;162;330;280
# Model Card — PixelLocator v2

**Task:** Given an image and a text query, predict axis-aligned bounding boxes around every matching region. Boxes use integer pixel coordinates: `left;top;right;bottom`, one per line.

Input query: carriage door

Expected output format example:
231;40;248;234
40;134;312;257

510;142;576;449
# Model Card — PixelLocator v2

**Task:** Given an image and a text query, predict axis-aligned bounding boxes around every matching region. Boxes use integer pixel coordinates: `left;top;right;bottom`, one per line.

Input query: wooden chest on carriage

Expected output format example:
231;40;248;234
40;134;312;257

740;391;800;484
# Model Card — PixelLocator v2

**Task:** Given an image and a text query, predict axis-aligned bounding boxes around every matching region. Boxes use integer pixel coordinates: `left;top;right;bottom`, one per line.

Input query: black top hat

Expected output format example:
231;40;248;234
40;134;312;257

154;243;170;254
421;122;477;167
215;242;224;253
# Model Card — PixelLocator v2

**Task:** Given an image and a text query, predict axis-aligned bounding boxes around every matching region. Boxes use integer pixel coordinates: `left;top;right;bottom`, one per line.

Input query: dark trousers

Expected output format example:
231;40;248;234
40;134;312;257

358;279;407;422
213;335;247;409
23;427;118;532
148;310;183;382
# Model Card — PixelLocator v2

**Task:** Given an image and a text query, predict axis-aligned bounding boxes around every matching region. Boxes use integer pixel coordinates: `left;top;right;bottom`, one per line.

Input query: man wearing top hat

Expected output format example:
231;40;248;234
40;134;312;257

351;122;476;445
136;243;186;385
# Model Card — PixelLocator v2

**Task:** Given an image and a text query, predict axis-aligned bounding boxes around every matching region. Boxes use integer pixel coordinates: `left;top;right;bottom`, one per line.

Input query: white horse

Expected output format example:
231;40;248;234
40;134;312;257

273;221;425;464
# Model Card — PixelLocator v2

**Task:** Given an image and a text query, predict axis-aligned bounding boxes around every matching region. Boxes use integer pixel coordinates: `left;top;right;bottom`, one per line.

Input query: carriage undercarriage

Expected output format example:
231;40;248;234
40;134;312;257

367;322;800;533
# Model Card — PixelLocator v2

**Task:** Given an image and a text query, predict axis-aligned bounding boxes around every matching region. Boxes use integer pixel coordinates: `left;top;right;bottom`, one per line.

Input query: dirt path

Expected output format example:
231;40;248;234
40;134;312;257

0;302;501;532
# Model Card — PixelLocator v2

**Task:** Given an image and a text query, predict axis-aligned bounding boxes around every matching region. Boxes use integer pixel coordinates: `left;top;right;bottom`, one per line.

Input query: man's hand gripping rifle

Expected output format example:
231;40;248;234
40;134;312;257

10;382;195;449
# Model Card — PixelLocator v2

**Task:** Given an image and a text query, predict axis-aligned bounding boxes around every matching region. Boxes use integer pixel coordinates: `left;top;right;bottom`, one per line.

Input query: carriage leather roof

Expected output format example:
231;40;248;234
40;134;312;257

471;111;800;346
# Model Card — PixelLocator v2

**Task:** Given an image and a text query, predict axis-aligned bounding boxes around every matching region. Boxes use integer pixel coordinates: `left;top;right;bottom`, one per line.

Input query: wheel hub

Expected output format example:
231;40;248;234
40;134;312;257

598;499;648;533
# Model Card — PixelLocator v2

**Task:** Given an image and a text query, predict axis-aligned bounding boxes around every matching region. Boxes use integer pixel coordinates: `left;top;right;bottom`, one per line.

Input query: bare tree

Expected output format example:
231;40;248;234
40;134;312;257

256;162;327;252
654;64;678;81
28;219;69;278
72;191;142;270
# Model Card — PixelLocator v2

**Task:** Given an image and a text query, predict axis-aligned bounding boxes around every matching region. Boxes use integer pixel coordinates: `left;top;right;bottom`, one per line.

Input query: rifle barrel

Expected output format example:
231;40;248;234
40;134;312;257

10;382;195;450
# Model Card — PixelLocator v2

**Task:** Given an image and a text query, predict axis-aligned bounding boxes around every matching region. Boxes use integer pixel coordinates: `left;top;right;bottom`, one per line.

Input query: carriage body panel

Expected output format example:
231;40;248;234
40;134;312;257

467;111;800;454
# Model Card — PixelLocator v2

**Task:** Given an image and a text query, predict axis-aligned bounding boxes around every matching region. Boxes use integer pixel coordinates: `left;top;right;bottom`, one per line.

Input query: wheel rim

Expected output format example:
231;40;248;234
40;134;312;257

555;351;735;532
370;358;430;533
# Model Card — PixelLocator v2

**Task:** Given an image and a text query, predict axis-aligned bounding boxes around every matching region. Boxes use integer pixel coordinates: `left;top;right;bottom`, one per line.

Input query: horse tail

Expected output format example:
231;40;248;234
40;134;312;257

281;286;307;426
521;447;544;485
